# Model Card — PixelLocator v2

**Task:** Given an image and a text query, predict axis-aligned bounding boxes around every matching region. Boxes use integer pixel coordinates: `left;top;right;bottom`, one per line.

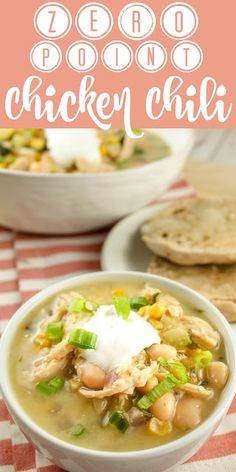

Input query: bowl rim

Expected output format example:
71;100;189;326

1;270;235;460
0;129;195;180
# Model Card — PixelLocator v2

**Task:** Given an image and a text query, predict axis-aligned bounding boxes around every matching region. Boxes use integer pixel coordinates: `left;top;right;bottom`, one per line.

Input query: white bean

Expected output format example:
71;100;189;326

206;362;229;390
81;363;106;390
146;344;177;361
150;392;176;421
173;396;203;432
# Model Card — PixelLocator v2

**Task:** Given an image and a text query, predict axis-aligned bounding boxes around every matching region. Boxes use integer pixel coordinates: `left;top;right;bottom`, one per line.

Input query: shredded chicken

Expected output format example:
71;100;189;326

93;399;108;414
161;295;184;318
39;292;83;333
33;340;73;381
141;284;161;304
141;285;183;318
52;292;83;322
33;308;91;382
118;136;136;162
79;357;159;399
151;370;213;399
69;376;81;392
182;315;220;349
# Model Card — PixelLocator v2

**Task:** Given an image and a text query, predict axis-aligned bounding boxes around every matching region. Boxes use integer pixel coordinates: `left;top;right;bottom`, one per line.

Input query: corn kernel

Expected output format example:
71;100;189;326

29;137;46;151
34;332;51;349
0;128;14;140
100;144;108;156
187;348;201;356
112;288;125;297
34;153;42;162
148;302;167;319
106;136;119;144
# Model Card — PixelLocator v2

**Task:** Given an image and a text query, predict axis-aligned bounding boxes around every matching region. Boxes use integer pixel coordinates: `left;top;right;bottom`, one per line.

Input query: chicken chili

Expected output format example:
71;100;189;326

0;129;170;173
9;281;229;452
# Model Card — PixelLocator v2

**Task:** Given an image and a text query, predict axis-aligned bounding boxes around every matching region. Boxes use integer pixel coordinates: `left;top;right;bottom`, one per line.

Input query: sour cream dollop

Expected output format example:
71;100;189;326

82;304;160;372
45;129;101;167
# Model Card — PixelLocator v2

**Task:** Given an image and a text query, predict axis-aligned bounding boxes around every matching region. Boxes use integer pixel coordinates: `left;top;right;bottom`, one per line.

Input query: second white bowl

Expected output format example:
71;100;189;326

0;129;194;234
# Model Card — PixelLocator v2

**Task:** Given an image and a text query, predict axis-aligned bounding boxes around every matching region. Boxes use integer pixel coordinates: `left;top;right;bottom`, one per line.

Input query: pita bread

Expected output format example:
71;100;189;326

141;198;236;265
148;255;236;322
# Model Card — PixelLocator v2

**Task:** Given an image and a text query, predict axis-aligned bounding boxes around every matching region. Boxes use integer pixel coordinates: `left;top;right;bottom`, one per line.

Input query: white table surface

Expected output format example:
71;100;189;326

192;129;236;164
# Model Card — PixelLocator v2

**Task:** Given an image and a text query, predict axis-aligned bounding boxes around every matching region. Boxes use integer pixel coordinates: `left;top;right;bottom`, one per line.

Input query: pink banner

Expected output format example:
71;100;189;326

0;0;235;129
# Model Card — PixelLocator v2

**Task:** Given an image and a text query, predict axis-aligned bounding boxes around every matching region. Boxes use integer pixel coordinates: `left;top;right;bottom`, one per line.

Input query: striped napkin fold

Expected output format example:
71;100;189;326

0;179;235;472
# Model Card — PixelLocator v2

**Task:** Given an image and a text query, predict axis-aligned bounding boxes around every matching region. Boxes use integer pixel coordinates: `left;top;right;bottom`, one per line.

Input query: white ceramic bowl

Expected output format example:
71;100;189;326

0;271;236;472
0;129;194;234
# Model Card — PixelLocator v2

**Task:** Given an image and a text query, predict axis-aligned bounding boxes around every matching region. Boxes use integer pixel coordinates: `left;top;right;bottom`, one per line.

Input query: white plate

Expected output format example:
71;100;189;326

101;203;170;272
102;200;236;337
101;181;195;272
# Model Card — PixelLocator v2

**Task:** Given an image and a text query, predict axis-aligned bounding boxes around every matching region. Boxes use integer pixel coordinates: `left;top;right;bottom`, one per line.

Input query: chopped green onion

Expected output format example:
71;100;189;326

26;128;36;136
68;328;98;350
143;411;152;420
36;377;65;395
132;128;142;136
0;154;16;165
153;292;162;302
84;300;99;312
4;155;16;165
70;424;87;437
159;357;189;383
47;321;63;342
0;144;10;157
137;374;181;409
192;350;213;369
130;296;148;310
109;411;129;433
69;297;99;314
69;298;86;313
113;296;130;320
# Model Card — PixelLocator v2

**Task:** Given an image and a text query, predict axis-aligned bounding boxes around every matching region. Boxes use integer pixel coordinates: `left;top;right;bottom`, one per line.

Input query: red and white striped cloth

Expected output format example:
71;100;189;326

0;180;235;472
